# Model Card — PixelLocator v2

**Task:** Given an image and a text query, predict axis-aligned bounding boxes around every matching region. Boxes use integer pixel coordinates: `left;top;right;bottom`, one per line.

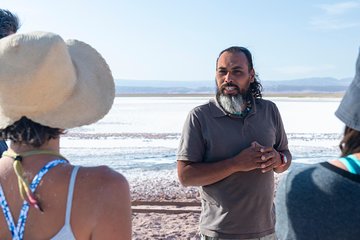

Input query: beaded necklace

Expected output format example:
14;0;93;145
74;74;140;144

233;99;252;118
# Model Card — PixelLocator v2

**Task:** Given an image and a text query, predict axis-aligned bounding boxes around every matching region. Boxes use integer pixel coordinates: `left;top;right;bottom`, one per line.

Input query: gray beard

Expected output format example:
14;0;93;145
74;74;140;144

217;93;245;115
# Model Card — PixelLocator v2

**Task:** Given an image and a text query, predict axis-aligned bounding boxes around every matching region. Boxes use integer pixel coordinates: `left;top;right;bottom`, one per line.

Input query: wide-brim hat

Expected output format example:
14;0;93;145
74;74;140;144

0;31;115;129
335;47;360;131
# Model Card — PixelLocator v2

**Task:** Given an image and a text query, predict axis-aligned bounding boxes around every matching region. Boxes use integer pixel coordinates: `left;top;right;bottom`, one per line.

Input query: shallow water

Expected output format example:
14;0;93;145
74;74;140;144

61;96;343;180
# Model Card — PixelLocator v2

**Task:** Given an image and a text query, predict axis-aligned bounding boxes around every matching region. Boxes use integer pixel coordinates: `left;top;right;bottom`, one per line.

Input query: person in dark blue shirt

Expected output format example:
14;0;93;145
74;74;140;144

275;47;360;240
0;8;20;155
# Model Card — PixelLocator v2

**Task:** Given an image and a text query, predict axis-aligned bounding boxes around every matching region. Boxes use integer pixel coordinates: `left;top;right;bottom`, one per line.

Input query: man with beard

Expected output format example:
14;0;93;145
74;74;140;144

177;46;291;240
0;9;20;155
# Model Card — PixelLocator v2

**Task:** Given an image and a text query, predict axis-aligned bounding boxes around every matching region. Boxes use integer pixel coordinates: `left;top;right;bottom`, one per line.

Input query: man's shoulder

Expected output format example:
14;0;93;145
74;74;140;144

254;98;279;112
190;98;215;114
255;98;277;107
189;98;226;119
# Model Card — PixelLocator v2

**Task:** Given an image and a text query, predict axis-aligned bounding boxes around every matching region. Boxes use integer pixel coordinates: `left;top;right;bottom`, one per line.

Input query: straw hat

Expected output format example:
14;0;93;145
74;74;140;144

335;47;360;131
0;31;115;129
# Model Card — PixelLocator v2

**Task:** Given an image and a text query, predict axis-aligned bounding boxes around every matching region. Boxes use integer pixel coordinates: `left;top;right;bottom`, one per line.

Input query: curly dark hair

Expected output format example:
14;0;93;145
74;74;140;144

0;117;64;148
339;126;360;157
0;9;20;39
216;46;263;99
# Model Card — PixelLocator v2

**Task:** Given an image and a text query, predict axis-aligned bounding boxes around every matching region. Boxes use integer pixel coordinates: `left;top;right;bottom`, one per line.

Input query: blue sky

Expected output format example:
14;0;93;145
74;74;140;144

2;0;360;81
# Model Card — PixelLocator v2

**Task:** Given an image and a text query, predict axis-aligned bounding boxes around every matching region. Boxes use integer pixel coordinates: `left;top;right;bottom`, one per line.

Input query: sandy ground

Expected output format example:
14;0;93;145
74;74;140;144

131;179;202;240
132;212;200;240
130;174;284;240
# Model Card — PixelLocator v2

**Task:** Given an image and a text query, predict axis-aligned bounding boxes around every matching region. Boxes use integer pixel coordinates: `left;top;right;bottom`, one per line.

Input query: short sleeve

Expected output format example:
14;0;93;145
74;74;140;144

176;109;205;163
273;103;291;160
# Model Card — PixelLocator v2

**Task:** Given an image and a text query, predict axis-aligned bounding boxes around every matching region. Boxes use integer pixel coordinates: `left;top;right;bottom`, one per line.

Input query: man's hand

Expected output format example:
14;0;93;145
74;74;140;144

229;141;260;172
178;141;288;187
230;141;280;172
252;142;283;173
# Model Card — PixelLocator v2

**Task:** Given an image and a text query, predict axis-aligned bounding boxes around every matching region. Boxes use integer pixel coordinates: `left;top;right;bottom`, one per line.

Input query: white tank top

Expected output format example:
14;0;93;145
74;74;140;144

51;165;79;240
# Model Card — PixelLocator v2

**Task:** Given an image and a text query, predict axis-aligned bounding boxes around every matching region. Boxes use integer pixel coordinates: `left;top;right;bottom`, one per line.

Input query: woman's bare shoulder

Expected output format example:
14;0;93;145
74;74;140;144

73;166;131;220
76;165;129;193
76;165;132;239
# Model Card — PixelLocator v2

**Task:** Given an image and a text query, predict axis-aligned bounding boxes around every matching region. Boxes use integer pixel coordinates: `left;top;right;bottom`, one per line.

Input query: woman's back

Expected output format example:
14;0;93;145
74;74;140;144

275;161;360;240
0;153;131;240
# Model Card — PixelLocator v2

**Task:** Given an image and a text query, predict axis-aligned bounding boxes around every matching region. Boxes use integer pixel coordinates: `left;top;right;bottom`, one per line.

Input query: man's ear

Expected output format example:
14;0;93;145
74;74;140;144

250;69;255;83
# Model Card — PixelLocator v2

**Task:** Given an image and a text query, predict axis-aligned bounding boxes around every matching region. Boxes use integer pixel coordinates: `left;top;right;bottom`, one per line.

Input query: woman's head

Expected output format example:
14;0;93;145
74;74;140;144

335;47;360;157
0;9;20;38
339;126;360;157
0;30;115;213
0;117;63;148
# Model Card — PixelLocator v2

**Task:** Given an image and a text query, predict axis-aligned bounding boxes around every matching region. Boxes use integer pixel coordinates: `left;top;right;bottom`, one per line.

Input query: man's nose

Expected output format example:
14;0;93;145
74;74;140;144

224;72;232;83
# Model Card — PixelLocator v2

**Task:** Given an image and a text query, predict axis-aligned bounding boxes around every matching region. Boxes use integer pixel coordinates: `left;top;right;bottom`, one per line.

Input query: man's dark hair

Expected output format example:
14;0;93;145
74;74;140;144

216;46;263;99
0;9;20;39
339;126;360;157
0;117;63;148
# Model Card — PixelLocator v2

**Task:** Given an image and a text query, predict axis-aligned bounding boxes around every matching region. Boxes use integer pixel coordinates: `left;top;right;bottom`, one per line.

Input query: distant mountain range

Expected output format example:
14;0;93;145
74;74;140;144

115;77;352;95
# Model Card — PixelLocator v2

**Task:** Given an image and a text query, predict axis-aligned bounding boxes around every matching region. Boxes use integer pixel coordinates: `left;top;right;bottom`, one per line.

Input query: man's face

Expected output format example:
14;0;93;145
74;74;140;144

215;51;254;96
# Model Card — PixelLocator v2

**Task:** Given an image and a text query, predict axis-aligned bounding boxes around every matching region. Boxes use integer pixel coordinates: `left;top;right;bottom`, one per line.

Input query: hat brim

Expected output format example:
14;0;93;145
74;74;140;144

335;48;360;131
335;76;360;131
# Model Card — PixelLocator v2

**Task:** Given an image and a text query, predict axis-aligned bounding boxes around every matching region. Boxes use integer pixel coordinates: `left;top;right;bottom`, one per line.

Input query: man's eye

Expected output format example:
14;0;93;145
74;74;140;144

218;70;227;75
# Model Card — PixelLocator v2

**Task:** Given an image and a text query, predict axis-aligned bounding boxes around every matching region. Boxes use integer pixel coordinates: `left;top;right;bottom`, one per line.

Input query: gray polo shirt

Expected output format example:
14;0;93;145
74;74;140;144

177;97;290;239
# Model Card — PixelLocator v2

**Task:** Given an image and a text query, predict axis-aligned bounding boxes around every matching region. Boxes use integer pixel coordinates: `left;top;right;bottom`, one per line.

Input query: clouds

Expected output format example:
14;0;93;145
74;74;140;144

310;1;360;30
320;1;360;15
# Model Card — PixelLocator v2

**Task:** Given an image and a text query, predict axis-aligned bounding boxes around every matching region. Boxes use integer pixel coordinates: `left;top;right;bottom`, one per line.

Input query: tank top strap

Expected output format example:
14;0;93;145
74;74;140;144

338;154;360;174
64;166;80;224
0;184;19;239
0;159;68;240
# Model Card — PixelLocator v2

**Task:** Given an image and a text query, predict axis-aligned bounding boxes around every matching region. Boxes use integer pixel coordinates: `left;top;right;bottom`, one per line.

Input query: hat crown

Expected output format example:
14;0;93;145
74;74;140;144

0;32;76;123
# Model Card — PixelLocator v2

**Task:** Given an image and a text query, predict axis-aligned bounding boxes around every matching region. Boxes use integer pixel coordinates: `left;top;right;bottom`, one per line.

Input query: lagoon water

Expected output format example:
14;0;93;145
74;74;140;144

61;96;344;181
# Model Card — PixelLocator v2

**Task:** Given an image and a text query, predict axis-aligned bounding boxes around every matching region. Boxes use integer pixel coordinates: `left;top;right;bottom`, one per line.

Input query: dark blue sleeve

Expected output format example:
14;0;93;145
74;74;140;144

0;140;8;156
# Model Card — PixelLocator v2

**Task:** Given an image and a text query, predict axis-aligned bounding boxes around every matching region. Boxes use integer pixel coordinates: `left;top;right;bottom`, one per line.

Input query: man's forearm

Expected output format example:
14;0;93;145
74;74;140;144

273;151;292;173
177;159;236;187
177;142;272;186
273;159;291;173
